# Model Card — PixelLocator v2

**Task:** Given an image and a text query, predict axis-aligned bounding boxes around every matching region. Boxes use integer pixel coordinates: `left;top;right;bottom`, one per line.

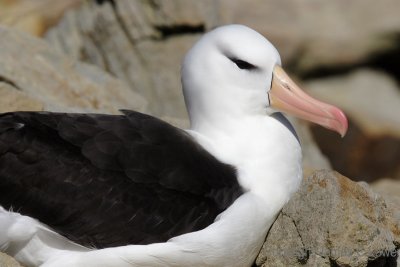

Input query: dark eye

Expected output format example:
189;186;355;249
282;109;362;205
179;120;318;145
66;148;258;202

229;57;257;70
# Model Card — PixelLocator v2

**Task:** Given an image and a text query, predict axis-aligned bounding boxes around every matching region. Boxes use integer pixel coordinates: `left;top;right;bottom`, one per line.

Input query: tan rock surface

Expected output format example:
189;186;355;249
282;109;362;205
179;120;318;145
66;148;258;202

256;171;400;266
0;252;22;267
371;179;400;207
0;25;147;114
46;1;201;119
0;0;82;36
0;83;43;113
218;0;400;73
47;0;400;76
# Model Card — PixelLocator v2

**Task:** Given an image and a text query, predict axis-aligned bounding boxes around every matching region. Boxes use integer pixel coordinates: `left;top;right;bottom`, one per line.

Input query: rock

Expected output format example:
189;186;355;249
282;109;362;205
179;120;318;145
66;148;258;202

256;170;400;267
0;83;43;113
0;0;82;36
371;177;400;267
304;69;400;181
131;0;217;30
0;25;147;114
292;119;331;174
218;0;400;74
47;0;400;75
133;36;197;118
306;69;400;138
160;116;190;130
0;252;22;267
371;179;400;208
45;0;209;119
45;0;400;116
311;119;400;182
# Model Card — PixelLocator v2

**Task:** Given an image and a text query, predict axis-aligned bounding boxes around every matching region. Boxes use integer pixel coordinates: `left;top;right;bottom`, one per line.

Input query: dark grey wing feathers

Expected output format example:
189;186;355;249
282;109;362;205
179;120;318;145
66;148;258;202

0;111;242;248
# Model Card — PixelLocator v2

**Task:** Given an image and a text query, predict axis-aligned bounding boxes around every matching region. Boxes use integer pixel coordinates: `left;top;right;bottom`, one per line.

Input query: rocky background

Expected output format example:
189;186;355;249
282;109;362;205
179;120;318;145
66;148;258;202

0;0;399;266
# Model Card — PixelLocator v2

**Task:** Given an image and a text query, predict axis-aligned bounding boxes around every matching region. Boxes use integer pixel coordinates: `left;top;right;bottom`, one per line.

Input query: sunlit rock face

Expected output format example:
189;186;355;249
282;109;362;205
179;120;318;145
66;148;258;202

257;171;399;267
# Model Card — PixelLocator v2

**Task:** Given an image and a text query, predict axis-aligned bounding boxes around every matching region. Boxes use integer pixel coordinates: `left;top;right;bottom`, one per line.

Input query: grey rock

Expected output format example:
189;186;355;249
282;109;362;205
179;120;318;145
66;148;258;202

371;178;400;222
134;36;197;119
0;0;82;37
0;252;22;267
306;69;400;138
305;70;400;181
46;0;400;75
371;179;400;209
218;0;400;73
45;0;215;119
371;178;400;267
256;170;400;266
0;82;44;113
0;25;147;114
292;119;332;173
44;0;396;75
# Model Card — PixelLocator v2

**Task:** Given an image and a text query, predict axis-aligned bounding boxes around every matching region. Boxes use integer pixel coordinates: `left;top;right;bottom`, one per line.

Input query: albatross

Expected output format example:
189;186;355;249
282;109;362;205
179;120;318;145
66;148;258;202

0;24;347;267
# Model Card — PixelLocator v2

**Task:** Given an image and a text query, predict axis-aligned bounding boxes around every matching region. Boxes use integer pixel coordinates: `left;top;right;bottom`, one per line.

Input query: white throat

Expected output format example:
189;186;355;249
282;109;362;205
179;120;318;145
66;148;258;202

188;112;302;207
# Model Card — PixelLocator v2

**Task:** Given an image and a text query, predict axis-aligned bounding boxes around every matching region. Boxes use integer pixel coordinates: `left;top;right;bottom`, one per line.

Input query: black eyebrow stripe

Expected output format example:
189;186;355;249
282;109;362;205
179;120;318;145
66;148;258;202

228;57;258;70
270;72;274;89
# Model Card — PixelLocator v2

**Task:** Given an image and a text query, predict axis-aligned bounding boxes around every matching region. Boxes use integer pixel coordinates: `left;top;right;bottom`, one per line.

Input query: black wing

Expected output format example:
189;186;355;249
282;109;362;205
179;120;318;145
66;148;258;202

0;110;242;248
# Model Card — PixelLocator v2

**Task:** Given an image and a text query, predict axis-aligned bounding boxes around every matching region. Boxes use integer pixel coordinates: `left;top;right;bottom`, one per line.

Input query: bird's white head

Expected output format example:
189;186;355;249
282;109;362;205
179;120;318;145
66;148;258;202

182;24;348;137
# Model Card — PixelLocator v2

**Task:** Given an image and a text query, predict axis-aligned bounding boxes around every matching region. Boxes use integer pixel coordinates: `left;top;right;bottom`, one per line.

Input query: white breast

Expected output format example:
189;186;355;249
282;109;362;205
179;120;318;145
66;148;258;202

189;113;302;206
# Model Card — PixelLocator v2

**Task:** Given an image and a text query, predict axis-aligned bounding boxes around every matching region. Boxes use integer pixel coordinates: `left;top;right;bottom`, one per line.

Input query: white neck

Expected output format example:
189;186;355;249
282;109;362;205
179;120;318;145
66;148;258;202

188;112;302;205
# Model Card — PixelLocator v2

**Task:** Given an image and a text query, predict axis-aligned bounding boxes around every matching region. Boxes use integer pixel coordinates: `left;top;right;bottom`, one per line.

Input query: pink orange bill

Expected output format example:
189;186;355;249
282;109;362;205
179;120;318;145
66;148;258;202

269;66;348;137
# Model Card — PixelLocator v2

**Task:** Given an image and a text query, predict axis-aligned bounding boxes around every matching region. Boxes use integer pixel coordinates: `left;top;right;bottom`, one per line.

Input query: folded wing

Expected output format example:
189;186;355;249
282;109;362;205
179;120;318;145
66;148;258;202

0;110;242;248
